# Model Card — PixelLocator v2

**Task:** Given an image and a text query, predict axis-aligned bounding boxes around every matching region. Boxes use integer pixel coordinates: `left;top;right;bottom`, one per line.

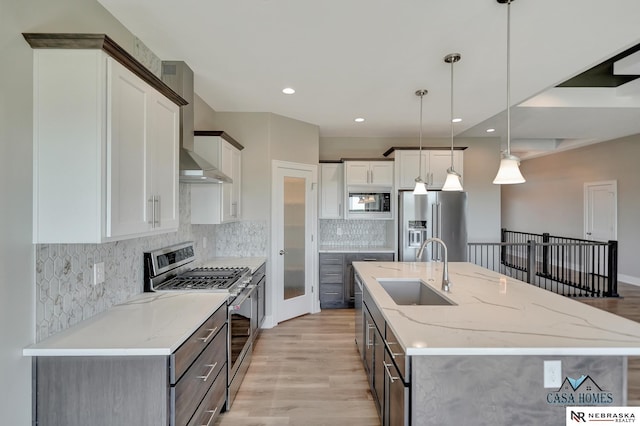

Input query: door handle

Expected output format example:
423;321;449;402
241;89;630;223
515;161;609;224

279;250;286;255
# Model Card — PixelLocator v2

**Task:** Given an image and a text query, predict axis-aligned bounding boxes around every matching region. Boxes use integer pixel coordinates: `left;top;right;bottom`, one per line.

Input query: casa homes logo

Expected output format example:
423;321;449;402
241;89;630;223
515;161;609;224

565;406;639;424
547;374;614;406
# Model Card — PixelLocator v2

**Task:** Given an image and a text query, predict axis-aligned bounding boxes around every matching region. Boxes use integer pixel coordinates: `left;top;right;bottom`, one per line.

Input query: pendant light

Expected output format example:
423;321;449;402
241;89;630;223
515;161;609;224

493;0;526;185
413;89;428;195
442;53;464;192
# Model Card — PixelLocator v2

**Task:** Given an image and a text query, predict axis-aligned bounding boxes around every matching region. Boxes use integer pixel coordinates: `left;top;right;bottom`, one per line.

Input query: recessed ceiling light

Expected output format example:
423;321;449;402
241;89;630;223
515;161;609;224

452;118;462;123
282;87;295;95
486;128;496;133
354;117;365;123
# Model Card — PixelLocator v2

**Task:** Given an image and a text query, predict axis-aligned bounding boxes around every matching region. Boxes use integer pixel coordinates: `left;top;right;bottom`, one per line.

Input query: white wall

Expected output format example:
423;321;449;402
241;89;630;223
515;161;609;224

1;0;139;423
501;134;640;284
319;136;503;242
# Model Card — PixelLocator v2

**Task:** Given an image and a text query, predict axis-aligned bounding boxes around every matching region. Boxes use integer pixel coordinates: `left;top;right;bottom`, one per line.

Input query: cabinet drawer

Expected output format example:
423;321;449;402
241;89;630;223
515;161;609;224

385;323;408;384
320;284;344;302
187;365;227;426
319;266;344;283
172;303;227;383
174;323;227;426
319;253;344;266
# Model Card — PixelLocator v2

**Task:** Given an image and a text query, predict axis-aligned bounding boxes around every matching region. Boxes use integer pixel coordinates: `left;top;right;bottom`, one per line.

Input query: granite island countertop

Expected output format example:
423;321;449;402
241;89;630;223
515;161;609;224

353;261;640;356
23;292;229;357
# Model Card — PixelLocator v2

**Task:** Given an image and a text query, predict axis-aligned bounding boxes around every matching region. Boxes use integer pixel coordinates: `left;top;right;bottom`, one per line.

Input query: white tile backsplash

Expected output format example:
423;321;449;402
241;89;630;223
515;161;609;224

34;184;221;341
319;219;392;247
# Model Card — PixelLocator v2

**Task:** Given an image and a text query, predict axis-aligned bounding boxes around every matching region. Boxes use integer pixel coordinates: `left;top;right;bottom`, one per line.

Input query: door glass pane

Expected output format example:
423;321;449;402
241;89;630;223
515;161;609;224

284;176;306;300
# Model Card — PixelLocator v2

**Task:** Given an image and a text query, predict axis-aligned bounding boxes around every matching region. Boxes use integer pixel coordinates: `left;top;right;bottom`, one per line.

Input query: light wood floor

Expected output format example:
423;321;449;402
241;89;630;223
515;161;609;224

216;282;640;425
215;310;379;425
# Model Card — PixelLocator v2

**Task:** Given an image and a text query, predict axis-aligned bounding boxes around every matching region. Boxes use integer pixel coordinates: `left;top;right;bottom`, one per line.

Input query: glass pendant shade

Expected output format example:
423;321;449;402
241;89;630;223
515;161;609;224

442;169;463;191
493;0;525;185
413;178;428;195
493;154;525;184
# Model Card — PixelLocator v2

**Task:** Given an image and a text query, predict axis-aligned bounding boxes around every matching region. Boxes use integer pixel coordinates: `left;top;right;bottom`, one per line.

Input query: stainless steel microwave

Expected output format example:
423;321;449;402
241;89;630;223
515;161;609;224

346;186;393;219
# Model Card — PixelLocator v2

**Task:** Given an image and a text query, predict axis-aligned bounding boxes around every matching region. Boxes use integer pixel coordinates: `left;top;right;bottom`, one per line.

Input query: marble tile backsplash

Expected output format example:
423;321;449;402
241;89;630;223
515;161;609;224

35;185;266;341
319;219;392;247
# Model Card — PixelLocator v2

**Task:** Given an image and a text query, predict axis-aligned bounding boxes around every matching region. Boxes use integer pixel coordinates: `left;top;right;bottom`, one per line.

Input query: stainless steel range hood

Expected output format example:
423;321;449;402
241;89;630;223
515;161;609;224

161;61;232;184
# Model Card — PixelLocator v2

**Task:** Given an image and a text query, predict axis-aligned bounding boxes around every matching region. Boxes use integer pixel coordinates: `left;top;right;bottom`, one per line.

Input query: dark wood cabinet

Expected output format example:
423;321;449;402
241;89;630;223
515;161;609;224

320;252;394;309
35;303;228;426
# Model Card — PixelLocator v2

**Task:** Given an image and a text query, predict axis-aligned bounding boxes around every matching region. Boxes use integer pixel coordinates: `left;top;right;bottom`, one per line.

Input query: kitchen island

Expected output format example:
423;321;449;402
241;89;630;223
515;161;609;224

353;261;640;426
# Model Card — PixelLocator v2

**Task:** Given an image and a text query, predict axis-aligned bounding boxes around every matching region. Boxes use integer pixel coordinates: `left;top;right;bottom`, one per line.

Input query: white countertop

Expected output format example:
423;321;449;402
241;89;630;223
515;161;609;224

200;256;266;273
319;246;395;253
354;261;640;356
23;292;229;357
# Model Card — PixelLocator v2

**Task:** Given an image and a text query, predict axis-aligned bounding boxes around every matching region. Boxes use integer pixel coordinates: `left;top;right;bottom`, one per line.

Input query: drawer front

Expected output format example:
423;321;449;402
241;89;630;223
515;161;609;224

320;283;344;302
319;253;344;266
172;303;227;383
319;265;344;283
363;286;384;332
174;323;227;426
347;252;394;263
385;322;408;383
186;366;227;426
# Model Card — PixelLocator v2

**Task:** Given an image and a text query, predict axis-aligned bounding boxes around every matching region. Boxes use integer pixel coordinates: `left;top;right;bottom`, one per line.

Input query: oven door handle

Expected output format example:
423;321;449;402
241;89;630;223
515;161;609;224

228;285;257;311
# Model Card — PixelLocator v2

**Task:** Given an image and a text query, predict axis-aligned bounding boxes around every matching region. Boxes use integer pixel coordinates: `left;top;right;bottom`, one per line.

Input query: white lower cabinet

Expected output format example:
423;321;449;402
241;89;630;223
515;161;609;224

191;133;243;224
31;47;180;243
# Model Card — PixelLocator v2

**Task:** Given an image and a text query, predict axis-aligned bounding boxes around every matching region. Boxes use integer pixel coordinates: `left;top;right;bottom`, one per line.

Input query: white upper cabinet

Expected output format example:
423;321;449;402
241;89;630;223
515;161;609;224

29;35;183;243
191;132;243;224
319;163;344;219
345;161;394;186
395;150;463;190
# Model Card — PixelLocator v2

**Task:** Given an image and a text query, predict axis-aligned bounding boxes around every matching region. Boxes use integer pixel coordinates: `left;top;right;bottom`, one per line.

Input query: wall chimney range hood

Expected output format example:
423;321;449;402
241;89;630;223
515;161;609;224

161;61;232;183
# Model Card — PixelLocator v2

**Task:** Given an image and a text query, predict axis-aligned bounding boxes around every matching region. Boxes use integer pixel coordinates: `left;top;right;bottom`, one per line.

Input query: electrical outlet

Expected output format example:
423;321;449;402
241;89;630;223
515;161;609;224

93;262;105;285
544;360;562;388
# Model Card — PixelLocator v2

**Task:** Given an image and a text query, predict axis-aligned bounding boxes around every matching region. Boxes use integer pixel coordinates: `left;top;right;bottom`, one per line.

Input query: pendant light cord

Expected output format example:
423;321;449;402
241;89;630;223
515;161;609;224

506;0;512;156
450;59;455;169
419;92;424;178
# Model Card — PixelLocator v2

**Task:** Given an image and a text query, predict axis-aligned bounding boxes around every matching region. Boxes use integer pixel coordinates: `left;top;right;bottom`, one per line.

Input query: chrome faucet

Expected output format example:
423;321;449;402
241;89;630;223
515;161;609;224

416;237;451;292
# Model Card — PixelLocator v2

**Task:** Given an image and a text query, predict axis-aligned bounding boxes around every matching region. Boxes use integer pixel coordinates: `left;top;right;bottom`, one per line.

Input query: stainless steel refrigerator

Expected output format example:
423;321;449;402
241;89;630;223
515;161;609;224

398;190;468;262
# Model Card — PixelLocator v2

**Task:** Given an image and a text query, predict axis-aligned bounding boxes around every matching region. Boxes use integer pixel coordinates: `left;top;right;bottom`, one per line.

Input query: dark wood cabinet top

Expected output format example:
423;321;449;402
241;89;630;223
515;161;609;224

22;33;188;107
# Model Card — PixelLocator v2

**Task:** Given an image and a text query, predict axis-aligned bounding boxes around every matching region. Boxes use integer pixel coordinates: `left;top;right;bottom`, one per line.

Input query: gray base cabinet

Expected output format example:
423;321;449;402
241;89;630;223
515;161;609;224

360;273;410;426
320;252;394;309
34;304;228;426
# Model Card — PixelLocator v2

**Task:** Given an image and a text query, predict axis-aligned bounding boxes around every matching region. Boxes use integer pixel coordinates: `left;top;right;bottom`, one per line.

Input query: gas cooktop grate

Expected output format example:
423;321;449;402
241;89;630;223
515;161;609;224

153;266;250;291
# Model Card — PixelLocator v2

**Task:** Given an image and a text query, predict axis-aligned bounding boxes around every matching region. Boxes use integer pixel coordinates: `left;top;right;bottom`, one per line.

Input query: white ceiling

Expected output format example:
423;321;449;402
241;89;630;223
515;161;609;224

97;0;640;158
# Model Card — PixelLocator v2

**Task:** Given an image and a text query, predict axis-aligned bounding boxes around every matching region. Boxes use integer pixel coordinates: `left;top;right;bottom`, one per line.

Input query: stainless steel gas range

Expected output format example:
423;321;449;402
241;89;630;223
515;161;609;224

143;241;264;410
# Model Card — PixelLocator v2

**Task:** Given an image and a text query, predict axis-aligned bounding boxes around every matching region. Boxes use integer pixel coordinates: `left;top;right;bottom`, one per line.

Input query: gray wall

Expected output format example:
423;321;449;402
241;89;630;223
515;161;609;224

1;0;143;423
320;136;503;242
501;134;640;284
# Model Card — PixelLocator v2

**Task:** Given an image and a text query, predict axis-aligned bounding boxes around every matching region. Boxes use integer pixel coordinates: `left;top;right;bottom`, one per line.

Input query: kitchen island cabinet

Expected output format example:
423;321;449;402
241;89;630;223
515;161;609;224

353;261;640;425
24;292;229;426
25;34;185;243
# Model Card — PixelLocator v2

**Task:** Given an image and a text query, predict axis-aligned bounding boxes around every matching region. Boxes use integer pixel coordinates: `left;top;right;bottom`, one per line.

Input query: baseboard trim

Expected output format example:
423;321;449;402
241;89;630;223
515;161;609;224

619;274;640;287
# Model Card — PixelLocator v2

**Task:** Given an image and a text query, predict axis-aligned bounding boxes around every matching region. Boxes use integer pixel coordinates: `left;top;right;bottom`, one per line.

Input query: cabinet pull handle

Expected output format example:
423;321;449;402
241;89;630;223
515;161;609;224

366;324;375;349
154;196;161;227
383;361;400;383
362;258;377;261
384;340;403;359
324;292;340;295
198;326;218;343
196;362;218;382
148;197;155;225
202;406;219;426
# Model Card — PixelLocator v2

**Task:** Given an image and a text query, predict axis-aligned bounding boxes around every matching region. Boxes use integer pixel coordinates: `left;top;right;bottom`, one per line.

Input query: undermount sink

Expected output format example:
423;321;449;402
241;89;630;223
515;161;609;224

376;278;456;306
